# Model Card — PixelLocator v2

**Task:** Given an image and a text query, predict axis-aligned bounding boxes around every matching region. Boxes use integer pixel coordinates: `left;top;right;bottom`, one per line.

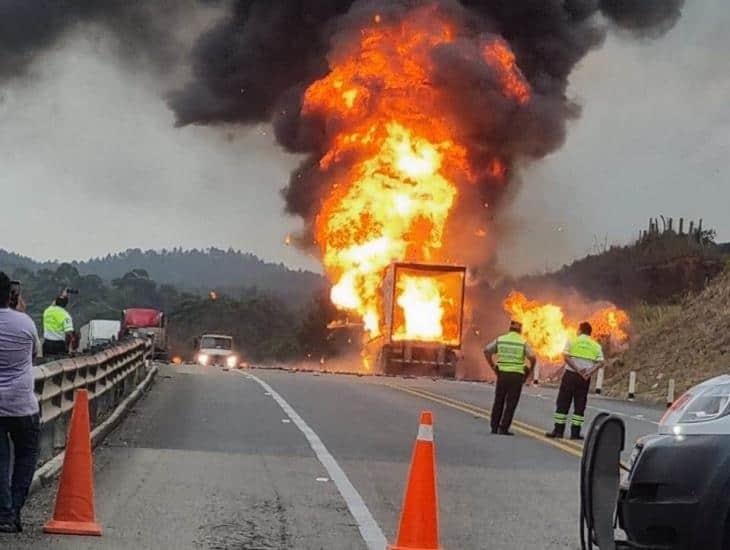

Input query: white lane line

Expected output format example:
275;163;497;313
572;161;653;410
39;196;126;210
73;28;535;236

244;372;387;550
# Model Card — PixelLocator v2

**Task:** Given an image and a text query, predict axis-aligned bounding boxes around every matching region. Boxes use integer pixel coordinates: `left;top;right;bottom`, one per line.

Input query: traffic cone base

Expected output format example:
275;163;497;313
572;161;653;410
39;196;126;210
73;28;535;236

43;519;102;537
43;389;103;537
389;411;441;550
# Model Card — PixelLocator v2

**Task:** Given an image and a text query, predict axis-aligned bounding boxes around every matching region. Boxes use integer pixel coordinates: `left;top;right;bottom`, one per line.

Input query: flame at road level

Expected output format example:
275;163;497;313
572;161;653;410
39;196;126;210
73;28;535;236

503;292;631;362
304;7;530;340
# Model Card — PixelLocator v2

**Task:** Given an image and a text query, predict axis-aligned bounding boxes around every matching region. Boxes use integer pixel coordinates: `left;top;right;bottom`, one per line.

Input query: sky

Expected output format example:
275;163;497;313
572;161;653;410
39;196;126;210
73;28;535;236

0;1;727;276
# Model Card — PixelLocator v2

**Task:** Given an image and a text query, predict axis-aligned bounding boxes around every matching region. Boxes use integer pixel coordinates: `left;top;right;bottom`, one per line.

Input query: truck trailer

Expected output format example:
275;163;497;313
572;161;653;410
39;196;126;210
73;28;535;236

375;262;466;377
78;320;121;353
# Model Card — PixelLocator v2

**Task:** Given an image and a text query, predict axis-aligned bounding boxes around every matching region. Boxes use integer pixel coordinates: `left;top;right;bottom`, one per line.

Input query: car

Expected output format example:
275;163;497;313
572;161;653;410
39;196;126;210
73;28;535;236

618;374;730;549
194;334;241;369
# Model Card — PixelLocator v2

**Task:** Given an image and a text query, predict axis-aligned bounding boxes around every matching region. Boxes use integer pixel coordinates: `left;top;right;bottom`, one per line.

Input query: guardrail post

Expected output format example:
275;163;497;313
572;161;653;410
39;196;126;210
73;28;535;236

667;379;675;408
628;371;636;400
595;368;604;395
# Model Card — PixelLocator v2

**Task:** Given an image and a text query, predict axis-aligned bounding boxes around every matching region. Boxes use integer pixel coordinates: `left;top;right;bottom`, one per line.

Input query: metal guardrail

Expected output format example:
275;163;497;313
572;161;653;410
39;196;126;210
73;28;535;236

33;338;152;463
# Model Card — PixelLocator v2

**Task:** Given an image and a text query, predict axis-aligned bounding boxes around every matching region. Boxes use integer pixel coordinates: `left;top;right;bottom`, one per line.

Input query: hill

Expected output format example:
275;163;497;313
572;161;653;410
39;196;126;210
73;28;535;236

515;219;726;307
603;266;730;402
0;248;324;306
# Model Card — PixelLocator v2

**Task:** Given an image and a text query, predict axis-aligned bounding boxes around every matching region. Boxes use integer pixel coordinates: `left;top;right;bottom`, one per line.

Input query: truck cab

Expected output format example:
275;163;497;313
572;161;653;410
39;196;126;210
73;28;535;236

195;334;240;368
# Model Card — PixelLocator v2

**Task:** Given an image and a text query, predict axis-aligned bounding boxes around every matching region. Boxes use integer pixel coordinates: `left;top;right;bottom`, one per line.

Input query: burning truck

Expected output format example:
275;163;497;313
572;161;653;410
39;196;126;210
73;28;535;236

374;262;466;376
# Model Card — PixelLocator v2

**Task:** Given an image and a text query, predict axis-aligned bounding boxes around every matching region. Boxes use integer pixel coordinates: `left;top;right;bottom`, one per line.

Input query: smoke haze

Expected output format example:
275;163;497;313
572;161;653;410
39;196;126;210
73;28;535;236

1;0;728;278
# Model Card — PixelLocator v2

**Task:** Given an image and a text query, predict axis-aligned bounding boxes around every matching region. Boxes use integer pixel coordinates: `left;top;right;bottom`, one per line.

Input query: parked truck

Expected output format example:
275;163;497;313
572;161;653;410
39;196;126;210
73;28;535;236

373;262;466;377
78;320;121;353
120;308;168;360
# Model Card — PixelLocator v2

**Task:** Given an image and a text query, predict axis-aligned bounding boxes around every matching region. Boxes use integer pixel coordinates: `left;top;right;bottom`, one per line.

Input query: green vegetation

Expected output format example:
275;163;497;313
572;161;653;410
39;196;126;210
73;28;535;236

0;247;324;307
1;262;315;363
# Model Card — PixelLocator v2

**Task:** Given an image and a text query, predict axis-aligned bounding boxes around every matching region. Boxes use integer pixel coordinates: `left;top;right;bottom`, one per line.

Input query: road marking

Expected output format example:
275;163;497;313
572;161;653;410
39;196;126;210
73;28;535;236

387;384;632;469
243;372;387;550
387;384;584;459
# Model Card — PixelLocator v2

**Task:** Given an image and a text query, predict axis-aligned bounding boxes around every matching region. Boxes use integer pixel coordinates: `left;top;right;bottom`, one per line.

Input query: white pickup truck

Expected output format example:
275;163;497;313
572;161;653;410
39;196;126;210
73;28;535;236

195;334;241;368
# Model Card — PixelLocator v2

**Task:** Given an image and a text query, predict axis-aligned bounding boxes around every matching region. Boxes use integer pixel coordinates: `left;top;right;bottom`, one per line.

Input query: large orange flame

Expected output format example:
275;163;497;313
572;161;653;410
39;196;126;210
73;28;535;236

304;7;530;339
503;291;631;362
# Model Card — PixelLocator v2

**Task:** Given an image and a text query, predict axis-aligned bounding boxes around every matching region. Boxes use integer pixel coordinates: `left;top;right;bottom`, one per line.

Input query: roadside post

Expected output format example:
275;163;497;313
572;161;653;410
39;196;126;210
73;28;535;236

595;368;604;395
628;371;636;401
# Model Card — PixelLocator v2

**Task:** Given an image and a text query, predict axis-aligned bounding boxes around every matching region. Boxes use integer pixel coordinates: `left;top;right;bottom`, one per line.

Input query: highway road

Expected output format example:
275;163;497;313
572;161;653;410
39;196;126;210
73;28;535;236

12;364;663;549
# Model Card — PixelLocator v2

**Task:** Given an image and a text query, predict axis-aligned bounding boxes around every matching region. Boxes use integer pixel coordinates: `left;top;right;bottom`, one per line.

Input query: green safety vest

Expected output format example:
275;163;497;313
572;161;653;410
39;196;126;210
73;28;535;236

496;331;528;374
43;305;73;342
567;334;603;362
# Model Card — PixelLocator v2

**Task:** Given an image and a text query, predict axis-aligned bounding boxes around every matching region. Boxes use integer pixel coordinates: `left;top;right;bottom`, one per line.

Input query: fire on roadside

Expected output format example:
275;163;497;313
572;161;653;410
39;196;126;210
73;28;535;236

304;7;530;341
503;291;631;362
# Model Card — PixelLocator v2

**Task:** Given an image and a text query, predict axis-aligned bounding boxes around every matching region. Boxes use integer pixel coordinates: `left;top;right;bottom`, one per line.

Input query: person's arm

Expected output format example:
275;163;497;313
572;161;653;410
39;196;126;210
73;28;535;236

525;343;537;371
483;340;498;375
563;354;580;372
29;317;40;359
63;313;74;352
582;346;606;380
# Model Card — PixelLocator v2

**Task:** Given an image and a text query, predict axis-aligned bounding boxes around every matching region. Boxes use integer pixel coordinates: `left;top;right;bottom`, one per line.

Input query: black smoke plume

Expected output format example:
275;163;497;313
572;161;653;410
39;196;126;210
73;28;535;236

168;0;684;264
0;1;210;80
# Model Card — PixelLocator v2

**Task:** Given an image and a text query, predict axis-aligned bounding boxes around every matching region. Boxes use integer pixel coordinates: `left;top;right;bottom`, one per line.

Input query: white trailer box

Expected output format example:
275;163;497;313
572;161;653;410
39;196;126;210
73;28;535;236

79;320;121;353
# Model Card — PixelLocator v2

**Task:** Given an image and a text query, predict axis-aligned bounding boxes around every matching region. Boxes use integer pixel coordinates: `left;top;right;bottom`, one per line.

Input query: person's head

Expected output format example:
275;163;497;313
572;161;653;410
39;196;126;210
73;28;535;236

579;321;593;336
0;272;10;308
509;320;523;334
55;295;69;309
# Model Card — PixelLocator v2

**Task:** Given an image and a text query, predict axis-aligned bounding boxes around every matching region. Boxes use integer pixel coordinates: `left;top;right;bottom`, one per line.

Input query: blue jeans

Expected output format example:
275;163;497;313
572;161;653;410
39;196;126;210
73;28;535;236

0;414;40;525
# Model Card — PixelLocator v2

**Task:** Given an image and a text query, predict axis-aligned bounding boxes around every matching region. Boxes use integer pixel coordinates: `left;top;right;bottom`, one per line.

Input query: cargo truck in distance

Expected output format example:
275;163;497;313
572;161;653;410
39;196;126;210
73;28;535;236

78;320;121;353
120;308;168;360
373;262;466;377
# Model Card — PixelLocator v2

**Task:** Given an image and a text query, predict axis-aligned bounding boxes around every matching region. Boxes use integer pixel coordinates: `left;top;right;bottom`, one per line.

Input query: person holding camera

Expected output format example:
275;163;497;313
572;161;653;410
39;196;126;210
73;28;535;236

42;289;75;357
0;272;41;533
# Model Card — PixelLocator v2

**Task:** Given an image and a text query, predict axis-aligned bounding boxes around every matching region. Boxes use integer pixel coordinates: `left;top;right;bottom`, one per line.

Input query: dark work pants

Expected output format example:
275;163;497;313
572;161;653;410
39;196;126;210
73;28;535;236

0;414;41;525
42;339;66;357
554;370;590;429
491;371;525;432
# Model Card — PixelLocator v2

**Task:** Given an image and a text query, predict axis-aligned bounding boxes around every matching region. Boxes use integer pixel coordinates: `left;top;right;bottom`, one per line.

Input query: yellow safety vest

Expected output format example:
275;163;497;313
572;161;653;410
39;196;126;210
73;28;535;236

567;334;603;362
496;331;528;374
43;305;73;342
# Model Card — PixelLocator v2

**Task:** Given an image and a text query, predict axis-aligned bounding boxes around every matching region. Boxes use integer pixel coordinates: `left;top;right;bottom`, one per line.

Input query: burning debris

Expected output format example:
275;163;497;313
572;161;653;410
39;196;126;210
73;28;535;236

503;291;630;364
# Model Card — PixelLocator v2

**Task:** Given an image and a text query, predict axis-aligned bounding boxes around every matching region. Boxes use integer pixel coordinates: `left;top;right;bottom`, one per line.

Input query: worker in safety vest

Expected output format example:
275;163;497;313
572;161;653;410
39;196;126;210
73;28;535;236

42;292;74;357
484;320;537;436
546;321;604;441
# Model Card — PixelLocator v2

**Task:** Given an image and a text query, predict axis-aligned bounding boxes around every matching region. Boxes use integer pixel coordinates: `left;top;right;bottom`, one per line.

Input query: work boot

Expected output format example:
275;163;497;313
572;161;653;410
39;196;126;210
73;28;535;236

498;428;515;436
570;425;584;441
545;424;565;439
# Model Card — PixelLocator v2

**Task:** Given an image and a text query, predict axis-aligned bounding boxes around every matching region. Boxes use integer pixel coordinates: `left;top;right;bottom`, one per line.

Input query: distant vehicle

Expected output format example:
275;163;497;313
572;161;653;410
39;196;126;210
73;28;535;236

195;334;241;368
78;320;121;353
619;374;730;549
120;308;168;360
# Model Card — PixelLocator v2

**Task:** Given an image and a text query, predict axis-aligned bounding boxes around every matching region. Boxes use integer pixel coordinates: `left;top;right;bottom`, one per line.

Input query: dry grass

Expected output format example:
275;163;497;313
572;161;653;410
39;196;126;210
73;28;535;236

604;267;730;402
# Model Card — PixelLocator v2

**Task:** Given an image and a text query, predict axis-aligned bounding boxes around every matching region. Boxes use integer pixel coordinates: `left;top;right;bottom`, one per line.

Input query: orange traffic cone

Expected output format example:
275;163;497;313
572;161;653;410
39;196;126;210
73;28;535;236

389;411;441;550
44;389;102;536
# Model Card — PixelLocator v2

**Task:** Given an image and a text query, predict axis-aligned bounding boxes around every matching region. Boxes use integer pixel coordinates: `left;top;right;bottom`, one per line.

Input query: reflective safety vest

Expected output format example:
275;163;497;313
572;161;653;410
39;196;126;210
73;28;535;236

43;305;73;342
496;331;528;374
567;334;603;362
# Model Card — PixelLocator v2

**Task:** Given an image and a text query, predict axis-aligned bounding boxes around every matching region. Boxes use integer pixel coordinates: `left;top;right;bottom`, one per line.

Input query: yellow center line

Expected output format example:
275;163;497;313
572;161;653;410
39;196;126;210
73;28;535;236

384;383;585;459
401;385;584;450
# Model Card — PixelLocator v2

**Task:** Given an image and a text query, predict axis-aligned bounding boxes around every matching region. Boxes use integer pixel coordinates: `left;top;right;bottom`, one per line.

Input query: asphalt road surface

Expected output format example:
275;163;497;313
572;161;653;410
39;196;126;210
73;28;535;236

10;365;663;549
